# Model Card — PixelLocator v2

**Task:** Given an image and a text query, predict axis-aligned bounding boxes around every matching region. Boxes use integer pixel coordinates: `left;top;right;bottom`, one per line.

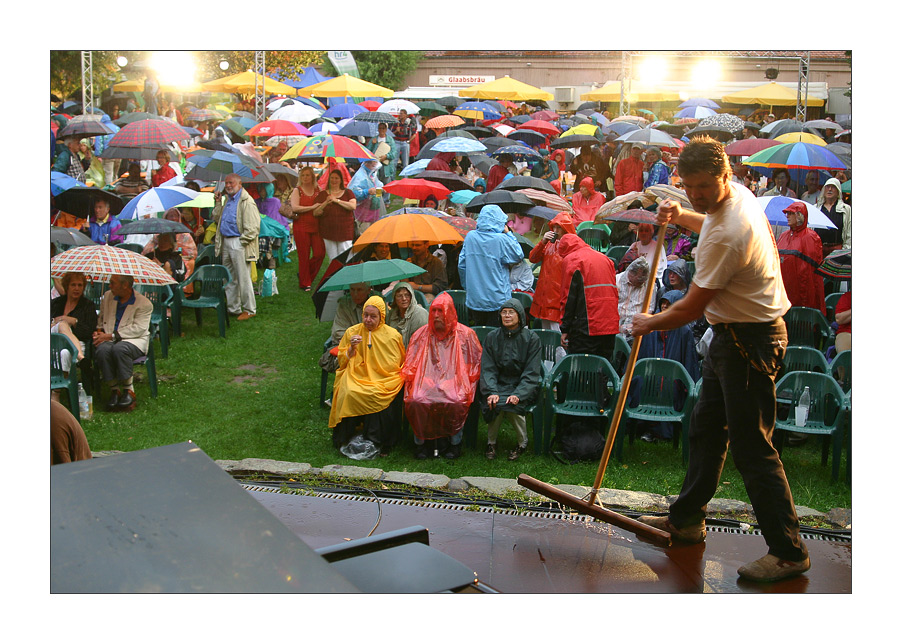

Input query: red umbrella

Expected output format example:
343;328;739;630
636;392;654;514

442;216;477;236
516;119;560;136
383;179;451;201
724;138;782;156
358;100;382;111
531;110;561;122
106;119;191;147
244;120;312;137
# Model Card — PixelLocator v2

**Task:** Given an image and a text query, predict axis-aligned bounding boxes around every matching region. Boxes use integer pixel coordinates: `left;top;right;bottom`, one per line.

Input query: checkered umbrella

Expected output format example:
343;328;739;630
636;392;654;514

106;119;191;148
50;244;177;285
57;116;117;139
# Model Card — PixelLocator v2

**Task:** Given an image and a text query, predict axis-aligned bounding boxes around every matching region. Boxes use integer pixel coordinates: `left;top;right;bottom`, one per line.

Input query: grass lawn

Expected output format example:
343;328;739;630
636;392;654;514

77;240;852;515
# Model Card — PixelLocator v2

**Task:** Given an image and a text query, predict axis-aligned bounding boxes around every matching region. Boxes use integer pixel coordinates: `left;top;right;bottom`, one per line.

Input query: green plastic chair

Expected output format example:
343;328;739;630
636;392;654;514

470;326;494;346
85;280;108;312
532;329;563;370
605;245;629;267
443;289;469;327
774;371;848;482
780;345;829;379
51;332;80;416
831;350;851;397
543;354;621;457
611;334;632;377
509;292;533;325
115;243;145;254
824;292;843;323
89;325;159;400
578;227;611;253
193;244;218;270
321;337;336;408
176;265;232;338
136;284;174;358
618;358;696;463
783;306;832;352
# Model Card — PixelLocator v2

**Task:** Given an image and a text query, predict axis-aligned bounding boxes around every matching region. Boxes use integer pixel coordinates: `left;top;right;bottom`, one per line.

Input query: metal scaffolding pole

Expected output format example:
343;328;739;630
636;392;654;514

254;51;266;122
81;51;93;115
619;50;632;117
797;51;810;121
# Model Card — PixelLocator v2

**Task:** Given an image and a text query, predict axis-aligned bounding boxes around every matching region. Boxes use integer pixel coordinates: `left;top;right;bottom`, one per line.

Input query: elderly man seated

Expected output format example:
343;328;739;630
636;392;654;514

93;274;153;412
401;292;482;460
329;296;406;457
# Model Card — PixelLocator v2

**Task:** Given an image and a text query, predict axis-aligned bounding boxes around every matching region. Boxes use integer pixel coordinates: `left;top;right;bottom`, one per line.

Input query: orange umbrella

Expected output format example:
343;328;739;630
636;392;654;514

352;213;463;251
425;114;465;129
383;179;451;201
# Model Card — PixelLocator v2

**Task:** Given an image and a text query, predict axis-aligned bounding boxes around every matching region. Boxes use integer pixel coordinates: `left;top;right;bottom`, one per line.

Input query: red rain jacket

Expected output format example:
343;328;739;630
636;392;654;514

558;233;619;336
529;212;576;323
777;212;826;315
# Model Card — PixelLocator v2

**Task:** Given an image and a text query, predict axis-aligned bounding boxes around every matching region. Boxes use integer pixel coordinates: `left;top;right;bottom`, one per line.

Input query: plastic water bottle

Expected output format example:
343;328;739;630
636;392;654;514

796;386;811;426
77;383;89;421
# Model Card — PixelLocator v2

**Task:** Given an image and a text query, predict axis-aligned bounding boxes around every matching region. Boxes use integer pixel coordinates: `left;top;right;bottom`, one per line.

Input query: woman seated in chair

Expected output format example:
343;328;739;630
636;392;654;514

50;271;98;386
143;208;198;290
329;296;406;457
385;281;428;347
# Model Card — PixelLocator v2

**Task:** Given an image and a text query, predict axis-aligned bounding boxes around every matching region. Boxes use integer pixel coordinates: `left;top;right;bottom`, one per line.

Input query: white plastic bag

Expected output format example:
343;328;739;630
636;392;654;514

340;434;378;460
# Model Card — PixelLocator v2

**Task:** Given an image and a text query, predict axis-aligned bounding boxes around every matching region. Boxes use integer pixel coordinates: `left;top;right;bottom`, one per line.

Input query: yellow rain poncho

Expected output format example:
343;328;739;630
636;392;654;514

329;296;405;430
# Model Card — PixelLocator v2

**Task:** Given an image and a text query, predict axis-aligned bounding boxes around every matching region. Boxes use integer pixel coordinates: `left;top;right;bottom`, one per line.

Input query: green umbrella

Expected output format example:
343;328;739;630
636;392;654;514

415;101;450;116
319;259;426;292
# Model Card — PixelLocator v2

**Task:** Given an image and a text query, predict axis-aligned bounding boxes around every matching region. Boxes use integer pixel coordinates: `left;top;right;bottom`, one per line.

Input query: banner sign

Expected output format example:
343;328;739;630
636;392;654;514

429;75;495;86
327;51;360;78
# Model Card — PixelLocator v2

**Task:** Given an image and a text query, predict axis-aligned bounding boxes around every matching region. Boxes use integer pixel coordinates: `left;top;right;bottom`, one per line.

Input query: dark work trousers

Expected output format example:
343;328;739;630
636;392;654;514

94;340;145;384
669;319;809;562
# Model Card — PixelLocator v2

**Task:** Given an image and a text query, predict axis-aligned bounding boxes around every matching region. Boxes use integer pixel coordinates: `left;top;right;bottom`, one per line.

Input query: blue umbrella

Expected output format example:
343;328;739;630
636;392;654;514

185;150;264;182
508;114;531;124
454;101;503;121
490;144;541;161
756;196;836;230
449;190;481;205
589;112;611;126
181;125;203;137
117;186;201;221
675;105;718;119
309;121;340;135
431;137;487;153
323;103;367;119
602;121;641;137
679;98;720;109
51;171;87;197
336;120;378;138
399;158;431;177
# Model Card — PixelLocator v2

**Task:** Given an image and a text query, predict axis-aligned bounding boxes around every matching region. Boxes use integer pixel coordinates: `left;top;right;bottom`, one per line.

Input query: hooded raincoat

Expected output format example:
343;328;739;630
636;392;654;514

401;292;482;440
776;205;826;315
348;161;385;226
458;205;525;312
529;212;576;323
571;176;607;225
329;296;406;449
558;233;619;340
385;281;429;346
479;297;543;419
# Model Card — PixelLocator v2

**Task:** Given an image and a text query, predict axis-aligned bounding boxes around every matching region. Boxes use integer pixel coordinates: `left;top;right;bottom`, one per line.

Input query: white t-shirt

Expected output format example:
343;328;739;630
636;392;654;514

693;183;790;324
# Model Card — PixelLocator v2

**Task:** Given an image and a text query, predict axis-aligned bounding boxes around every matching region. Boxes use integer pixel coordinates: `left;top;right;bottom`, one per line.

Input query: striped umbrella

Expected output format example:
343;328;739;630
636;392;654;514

281;134;377;161
743;142;848;171
815;249;851;281
117;186;200;221
675;106;718;120
308;122;340;135
514;188;572;212
774;132;827;146
113;112;165;126
50;244;177;285
106;119;191;147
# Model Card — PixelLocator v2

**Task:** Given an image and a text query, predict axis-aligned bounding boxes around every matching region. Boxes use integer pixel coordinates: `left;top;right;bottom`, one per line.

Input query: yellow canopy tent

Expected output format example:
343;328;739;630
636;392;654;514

458;75;554;101
297;74;394;98
581;81;681;103
200;71;245;93
721;82;824;107
215;71;299;95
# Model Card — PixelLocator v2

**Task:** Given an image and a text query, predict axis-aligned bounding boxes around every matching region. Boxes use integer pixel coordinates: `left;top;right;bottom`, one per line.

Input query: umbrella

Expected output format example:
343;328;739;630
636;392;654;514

723;138;782;156
774;132;827;146
412;102;448;117
117;218;193;236
531;110;561;122
430;137;487;154
675;106;718;120
468;154;499;175
382;179;451;201
490;145;541;161
743;142;848;171
559;123;599;138
824;143;852;169
185;108;225;123
245;120;312;138
698;113;745;134
269;103;324;123
466;190;535;214
804;119;844;132
507;114;531;125
496;176;556;194
453;102;503;121
378;99;420;115
598;191;656;217
436;129;478;140
425;114;464;129
399;158;431;177
458;125;495;139
51;171;87;197
524;205;558;221
114;112;166;126
99;143;174;160
436;96;465;108
468;136;510;155
51;226;96;247
414;171;473;191
616;128;680;147
383;207;448;218
357;100;383;111
491;124;516;136
506;129;546;147
263;164;299;187
117;186;200;221
550;134;599;150
53;186;124;219
756;196;837;230
319;259;427;291
308;121;340;135
50;244;177;285
186;149;263;181
577;101;603;112
517;120;560;136
815;249;851;281
679;98;720;109
181;125;204;137
57;116;116;139
106;119;190;148
336;120;379;138
602;121;641;137
602;208;659;225
684;125;735;142
449;190;481;205
281;134;377;161
221;116;258;139
761;119;819;139
352;213;464;251
322;103;367;119
644;185;693;211
353;111;397;124
514;188;572;212
442;216;478;236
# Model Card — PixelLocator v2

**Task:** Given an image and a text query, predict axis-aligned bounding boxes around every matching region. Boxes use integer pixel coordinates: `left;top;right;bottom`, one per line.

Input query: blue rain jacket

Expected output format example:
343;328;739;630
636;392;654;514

458;205;524;312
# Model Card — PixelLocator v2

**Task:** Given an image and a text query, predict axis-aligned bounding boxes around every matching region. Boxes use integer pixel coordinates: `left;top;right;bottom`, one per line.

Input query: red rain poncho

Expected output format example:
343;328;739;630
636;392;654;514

558;233;619;336
529;212;576;323
776;203;826;315
401;292;482;440
571;176;606;224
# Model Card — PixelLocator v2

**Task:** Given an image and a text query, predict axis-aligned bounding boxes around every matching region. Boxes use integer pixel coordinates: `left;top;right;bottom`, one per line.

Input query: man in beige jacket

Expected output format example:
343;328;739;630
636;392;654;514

93;274;153;411
213;173;261;320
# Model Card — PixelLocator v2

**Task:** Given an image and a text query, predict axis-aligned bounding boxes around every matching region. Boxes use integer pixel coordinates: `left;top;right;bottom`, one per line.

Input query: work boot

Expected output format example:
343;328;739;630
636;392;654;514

636;515;706;543
737;554;811;583
106;390;121;411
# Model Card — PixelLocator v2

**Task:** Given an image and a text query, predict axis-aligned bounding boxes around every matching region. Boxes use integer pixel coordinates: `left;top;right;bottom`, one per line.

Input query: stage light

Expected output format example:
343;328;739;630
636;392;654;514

638;56;668;85
220;60;230;71
692;59;721;90
150;51;197;88
117;56;128;67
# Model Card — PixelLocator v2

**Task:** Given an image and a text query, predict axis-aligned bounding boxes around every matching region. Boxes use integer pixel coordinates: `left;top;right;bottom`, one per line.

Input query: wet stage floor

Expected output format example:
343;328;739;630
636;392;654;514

248;489;851;593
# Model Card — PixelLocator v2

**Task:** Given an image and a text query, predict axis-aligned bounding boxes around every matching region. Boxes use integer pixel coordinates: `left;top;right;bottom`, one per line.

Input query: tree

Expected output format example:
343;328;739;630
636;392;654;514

195;51;327;82
50;50;123;102
320;51;423;90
